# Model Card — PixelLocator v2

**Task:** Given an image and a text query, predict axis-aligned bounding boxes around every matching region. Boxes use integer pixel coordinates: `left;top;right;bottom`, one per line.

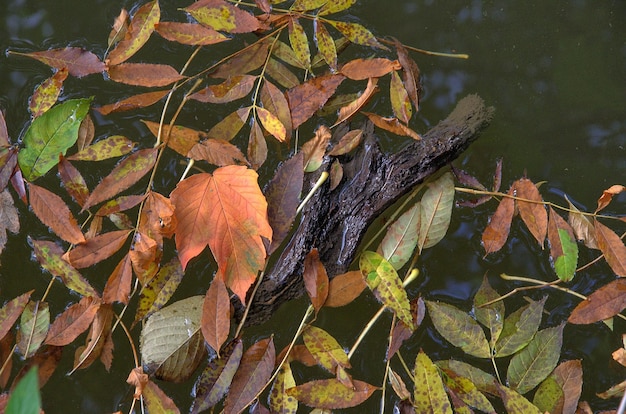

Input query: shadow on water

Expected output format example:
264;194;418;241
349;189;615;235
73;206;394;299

1;0;625;412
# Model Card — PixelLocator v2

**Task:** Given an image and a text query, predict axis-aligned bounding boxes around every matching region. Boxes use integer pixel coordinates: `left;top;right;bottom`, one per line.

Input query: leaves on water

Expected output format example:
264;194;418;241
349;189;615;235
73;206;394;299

11;48;105;77
482;186;515;254
287;74;346;129
594;219;626;276
547;207;578;282
303;249;329;314
28;183;85;245
324;270;366;308
0;189;20;255
107;63;185;87
16;301;49;358
378;201;420;270
286;378;377;409
568;278;626;324
0;291;33;342
107;0;160;66
301;125;331;172
29;68;68;118
201;276;231;356
45;296;100;346
514;177;547;247
184;0;260;34
419;171;454;251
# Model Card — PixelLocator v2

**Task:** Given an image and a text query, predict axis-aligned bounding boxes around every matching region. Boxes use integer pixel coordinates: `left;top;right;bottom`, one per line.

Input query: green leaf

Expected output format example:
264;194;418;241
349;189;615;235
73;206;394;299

6;366;41;414
18;98;92;181
436;360;499;396
378;202;420;270
547;207;579;282
497;384;542;414
16;301;49;358
359;251;414;329
419;172;454;251
439;369;495;413
473;276;504;350
494;296;546;358
303;326;350;374
532;376;564;414
507;323;565;395
425;300;490;358
413;351;452;414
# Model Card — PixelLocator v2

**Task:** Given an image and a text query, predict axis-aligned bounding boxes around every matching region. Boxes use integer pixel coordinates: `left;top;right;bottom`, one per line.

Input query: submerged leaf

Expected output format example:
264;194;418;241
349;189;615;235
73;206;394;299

324;270;367;308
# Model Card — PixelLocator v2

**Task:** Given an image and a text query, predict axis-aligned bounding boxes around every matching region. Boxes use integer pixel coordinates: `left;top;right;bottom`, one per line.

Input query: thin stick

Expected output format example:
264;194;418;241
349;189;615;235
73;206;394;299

296;172;329;215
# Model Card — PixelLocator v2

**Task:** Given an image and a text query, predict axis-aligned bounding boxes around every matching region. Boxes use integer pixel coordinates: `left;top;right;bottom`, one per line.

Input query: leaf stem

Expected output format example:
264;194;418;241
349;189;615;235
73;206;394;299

377;38;469;59
296;171;329;215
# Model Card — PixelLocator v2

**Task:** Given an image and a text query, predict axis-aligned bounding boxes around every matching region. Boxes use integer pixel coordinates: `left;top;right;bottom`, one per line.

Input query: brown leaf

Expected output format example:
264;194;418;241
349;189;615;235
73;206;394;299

362;112;421;140
0;147;18;192
334;77;378;126
107;63;185;87
156;21;228;45
72;304;113;371
95;90;169;116
28;183;86;245
45;296;100;346
29;68;68;118
184;0;261;34
324;271;366;307
594;220;626;276
340;58;401;80
77;114;95;151
329;129;363;156
14;344;62;390
552;360;582;414
393;39;421;111
142;120;202;157
390;70;412;124
0;291;33;342
329;159;343;190
568;279;626;324
0;189;20;254
514;178;547;247
103;254;133;304
108;8;129;48
127;366;149;399
482;187;515;255
107;0;160;66
82;148;158;211
286;379;377;409
0;110;9;147
67;230;131;268
565;195;598;249
129;232;160;284
96;195;146;217
247;118;267;170
287;74;346;129
201;277;231;357
223;337;275;414
303;249;329;314
302;125;331;172
211;39;271;78
188;139;249;167
596;184;625;213
58;156;89;207
10;47;105;77
189;75;256;104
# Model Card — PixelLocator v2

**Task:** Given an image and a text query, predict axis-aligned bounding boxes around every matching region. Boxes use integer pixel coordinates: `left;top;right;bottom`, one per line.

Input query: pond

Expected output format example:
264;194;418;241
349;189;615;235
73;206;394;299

1;0;625;412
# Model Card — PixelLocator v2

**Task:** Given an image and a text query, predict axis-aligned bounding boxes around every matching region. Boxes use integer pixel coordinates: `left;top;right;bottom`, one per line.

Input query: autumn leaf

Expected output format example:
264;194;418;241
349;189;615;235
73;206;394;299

362;112;421;140
390;70;412;124
68;135;135;162
143;380;180;414
142;120;202;157
594;219;626;276
326;20;386;49
482;187;515;255
129;232;160;284
269;363;298;414
184;0;261;34
552;360;582;414
103;254;133;304
287;74;346;129
340;58;401;80
547;207;578;282
497;384;542;414
207;106;252;142
303;326;350;376
289;17;311;69
188;139;249;167
266;58;300;89
67;230;131;269
28;183;86;245
201;276;231;356
247;118;267;170
170;166;272;302
96;195;145;217
568;278;626;324
286;379;377;409
45;296;100;346
378;201;420;270
256;107;286;142
95;90;169;116
127;366;149;399
566;196;598;249
324;271;366;307
314;20;337;71
156;21;228;45
514;177;547;247
108;8;129;48
189;75;256;104
211;39;271;78
473;275;504;350
107;0;160;66
16;301;49;358
29;68;68;118
419;171;454;251
301;125;331;172
0;189;20;254
82;148;158;211
9;47;105;77
394;39;421;111
303;249;329;313
414;350;452;414
334;77;379;126
107;63;185;87
596;184;625;213
0;147;18;192
494;296;545;357
58;156;89;207
328;129;363;156
0;291;33;342
260;80;292;139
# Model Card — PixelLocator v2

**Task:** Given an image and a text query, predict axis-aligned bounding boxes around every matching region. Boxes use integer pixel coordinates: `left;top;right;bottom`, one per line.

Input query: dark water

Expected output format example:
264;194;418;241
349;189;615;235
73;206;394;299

1;0;625;412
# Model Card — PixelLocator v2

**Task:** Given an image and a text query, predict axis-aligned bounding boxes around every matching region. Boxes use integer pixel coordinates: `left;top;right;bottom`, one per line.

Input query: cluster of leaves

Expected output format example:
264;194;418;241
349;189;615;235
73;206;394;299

0;0;625;413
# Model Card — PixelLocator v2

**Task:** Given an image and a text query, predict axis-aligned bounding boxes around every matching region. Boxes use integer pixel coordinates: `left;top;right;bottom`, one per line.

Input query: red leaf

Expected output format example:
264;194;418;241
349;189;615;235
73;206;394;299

201;277;231;356
58;156;89;207
482;187;515;255
568;279;626;324
189;75;256;104
107;63;185;87
103;254;133;304
211;38;271;79
188;139;249;167
95;90;169;116
45;296;100;346
340;58;401;80
303;248;329;314
67;230;131;268
287;74;346;129
28;183;85;245
10;47;105;77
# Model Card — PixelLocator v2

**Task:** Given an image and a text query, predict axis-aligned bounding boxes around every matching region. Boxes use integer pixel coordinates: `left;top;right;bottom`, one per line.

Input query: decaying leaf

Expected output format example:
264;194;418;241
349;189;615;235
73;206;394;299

29;68;68;118
156;21;228;45
482;187;515;255
568;278;626;324
184;0;261;34
133;257;185;326
286;378;377;409
67;135;135;162
303;249;329;313
67;230;131;269
10;48;105;77
302;125;331;173
287;74;346;129
107;63;185;87
0;189;20;254
596;184;625;213
269;362;298;414
188;139;249;167
514;178;547;247
324;270;367;308
303;326;350;378
594;219;626;276
494;295;546;357
16;301;50;359
189;75;256;104
95;91;169;116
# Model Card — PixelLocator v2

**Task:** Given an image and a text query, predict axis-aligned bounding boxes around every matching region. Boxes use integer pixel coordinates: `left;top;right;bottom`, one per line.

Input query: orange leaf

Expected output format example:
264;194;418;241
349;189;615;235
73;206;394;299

129;232;160;284
201;277;231;356
223;337;275;414
362;112;421;140
596;184;625;213
256;107;286;142
45;296;100;346
29;68;68;118
324;270;366;308
67;230;131;268
303;249;329;314
260;80;292;139
156;21;228;45
594;219;626;276
103;254;133;304
514;178;547;247
184;0;261;34
58;156;89;207
170;166;272;302
28;182;85;245
188;75;256;104
107;63;185;87
188;139;249;167
82;148;158;211
340;58;401;80
142;120;202;157
127;366;149;399
568;279;626;324
10;47;105;77
247;117;267;170
107;0;160;66
328;129;363;156
334;77;378;126
95;90;169;116
207;107;252;142
482;187;515;255
390;70;412;124
77;114;95;151
287;74;346;129
394;39;421;111
302;125;331;172
0;291;33;342
288;17;311;69
211;39;271;78
286;379;377;409
138;191;177;243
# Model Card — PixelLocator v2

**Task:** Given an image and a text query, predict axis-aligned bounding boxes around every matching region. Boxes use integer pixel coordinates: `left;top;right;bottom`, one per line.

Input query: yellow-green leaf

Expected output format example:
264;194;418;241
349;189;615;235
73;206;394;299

313;21;337;71
497;384;542;414
288;18;311;70
29;68;68;118
532;376;564;414
419;171;454;251
133;258;185;326
107;0;160;65
494;295;545;358
440;368;495;413
327;20;386;50
16;301;49;358
184;0;260;34
207;106;251;142
303;326;350;374
377;201;420;270
390;70;412;124
473;275;504;350
68;135;135;161
286;379;376;409
425;300;490;358
269;363;298;414
319;0;356;15
547;207;578;282
413;350;452;414
256;107;286;142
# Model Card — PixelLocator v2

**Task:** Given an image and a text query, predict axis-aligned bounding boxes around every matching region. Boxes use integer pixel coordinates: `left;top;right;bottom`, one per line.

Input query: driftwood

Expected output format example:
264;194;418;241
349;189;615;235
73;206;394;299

240;94;494;326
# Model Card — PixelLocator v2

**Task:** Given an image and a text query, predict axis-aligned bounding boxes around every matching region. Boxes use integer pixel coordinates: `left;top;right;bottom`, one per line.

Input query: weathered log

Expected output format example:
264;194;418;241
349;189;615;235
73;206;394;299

241;94;494;326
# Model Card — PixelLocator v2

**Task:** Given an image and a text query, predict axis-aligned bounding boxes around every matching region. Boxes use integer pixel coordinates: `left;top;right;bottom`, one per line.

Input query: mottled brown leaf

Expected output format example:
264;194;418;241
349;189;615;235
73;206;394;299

289;17;311;69
67;230;131;268
45;296;100;346
0;291;33;342
107;8;129;48
189;75;256;104
156;21;228;45
29;68;68;118
185;0;261;34
302;125;331;172
314;20;337;71
394;39;421;110
552;360;582;414
142;120;202;157
11;48;105;77
207;107;252;142
266;58;300;89
247;118;267;170
287;74;346;129
58;156;89;207
107;63;185;87
256;107;286;142
107;0;160;66
327;20;386;49
390;70;412;124
568;278;626;324
95;90;169;116
286;379;377;409
211;39;271;78
260;80;292;139
133;257;184;326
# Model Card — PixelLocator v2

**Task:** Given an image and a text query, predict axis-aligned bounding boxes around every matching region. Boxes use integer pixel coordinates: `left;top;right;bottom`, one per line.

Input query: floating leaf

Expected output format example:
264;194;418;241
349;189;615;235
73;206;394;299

302;125;331;172
103;254;133;304
188;139;249;167
107;63;185;87
28;183;85;244
10;48;105;77
96;194;145;217
334;77;378;126
107;0;160;66
95;90;169;116
596;184;625;213
58;156;89;207
71;304;113;371
547;207;578;282
170;166;272;302
287;74;346;129
326;20;386;49
390;70;412;124
32;239;99;297
303;326;350;375
6;366;41;414
303;249;329;313
314;20;337;71
269;363;298;414
419;171;454;251
207;106;252;142
0;147;18;192
494;295;545;357
319;0;356;15
394;39;421;111
201;276;230;356
0;291;33;342
247;117;267;170
143;380;180;414
497;384;542;414
288;18;311;69
266;58;300;89
291;0;327;12
425;300;490;358
129;232;160;286
68;135;135;162
362;112;421;140
17;301;49;358
0;189;20;254
286;379;376;409
482;187;515;255
552;359;583;414
82;148;157;211
223;337;275;414
437;360;499;397
413;351;452;414
533;376;564;414
156;21;228;45
324;271;366;308
568;278;626;324
185;0;261;34
260;80;292;139
328;129;363;156
108;8;129;48
360;251;414;329
440;369;495;413
189;75;256;104
514;178;547;247
134;258;184;326
67;229;131;268
256;107;286;142
378;201;420;270
211;39;271;78
143;120;201;157
594;219;626;276
29;68;68;118
45;296;100;346
565;196;598;249
473;275;504;350
18;98;92;182
340;58;400;80
140;296;207;382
